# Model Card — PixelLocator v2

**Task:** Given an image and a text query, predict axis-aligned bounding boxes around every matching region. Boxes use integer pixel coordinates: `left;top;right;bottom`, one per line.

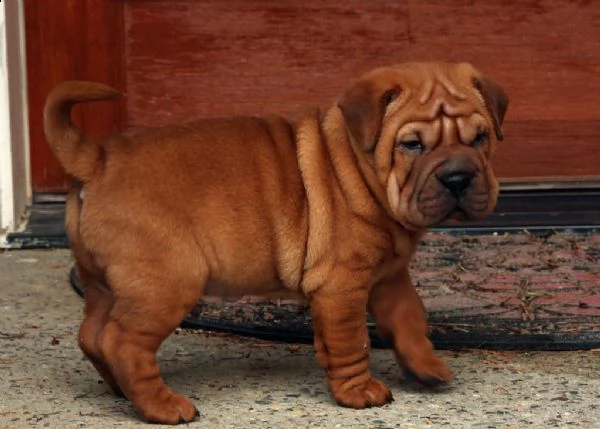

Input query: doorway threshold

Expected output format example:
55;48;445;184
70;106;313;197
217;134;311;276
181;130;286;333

4;187;599;249
3;193;68;249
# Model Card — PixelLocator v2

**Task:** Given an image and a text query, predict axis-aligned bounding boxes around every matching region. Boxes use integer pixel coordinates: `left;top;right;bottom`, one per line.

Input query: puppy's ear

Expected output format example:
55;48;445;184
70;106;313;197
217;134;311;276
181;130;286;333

472;75;509;141
338;79;401;152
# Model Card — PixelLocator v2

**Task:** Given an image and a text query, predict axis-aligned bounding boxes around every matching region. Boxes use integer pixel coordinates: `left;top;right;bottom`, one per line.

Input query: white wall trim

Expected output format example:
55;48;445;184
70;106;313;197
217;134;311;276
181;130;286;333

0;0;31;241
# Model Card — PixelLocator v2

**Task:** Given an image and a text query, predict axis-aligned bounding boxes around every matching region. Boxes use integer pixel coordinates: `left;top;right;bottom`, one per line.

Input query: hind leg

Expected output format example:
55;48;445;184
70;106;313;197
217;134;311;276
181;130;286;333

96;262;205;424
65;191;122;394
76;266;123;395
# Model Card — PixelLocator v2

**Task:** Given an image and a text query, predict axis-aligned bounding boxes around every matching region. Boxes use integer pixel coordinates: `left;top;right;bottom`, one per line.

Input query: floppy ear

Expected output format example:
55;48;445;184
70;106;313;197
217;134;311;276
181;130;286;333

337;79;401;152
472;75;509;141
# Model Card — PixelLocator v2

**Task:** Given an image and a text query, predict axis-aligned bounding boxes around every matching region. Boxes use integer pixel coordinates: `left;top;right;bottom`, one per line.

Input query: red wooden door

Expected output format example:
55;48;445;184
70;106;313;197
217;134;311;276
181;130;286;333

24;0;126;192
25;0;600;191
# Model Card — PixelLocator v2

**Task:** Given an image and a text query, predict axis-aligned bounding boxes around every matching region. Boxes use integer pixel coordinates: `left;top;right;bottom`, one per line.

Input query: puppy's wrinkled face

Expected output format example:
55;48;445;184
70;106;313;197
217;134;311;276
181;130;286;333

338;62;509;230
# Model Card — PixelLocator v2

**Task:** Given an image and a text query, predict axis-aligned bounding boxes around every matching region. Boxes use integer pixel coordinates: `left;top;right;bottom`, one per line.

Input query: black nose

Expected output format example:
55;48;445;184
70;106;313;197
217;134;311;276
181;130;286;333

438;172;474;196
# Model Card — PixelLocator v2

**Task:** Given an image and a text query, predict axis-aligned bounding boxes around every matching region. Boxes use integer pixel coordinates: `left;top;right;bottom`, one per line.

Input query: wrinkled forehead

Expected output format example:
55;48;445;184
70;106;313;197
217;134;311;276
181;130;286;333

391;64;482;120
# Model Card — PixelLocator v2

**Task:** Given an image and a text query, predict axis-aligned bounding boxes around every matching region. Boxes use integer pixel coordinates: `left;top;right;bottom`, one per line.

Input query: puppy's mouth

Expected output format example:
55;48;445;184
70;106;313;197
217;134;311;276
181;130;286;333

444;207;469;223
393;154;498;230
410;169;494;227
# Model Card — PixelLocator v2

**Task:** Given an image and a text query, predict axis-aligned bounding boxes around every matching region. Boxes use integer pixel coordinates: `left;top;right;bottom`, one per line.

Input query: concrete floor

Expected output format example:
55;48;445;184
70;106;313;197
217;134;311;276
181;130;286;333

1;249;599;428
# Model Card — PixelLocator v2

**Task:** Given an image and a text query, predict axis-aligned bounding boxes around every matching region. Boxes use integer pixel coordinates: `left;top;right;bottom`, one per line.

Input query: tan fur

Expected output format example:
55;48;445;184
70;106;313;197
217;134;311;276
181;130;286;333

45;62;508;424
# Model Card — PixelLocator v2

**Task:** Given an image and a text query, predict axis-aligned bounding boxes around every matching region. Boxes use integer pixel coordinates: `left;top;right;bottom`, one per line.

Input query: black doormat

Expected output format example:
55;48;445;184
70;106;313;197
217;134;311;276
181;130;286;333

69;230;600;351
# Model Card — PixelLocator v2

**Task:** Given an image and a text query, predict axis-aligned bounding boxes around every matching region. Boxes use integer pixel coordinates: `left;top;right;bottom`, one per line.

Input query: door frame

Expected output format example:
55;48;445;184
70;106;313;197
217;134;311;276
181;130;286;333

0;0;30;238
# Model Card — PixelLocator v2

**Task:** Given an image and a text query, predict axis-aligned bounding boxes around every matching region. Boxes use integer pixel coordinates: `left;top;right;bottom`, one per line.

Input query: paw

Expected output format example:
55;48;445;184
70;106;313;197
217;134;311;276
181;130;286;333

333;378;394;409
404;354;454;388
137;394;200;425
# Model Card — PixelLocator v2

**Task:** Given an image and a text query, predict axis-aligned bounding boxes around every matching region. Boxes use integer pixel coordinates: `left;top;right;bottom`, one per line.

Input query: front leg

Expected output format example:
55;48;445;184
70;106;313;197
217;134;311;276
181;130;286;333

368;269;453;386
309;278;393;408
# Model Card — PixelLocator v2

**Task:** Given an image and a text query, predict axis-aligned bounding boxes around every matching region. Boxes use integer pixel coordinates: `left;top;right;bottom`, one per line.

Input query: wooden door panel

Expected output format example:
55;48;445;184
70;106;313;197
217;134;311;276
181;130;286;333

124;0;413;124
24;0;126;192
123;0;600;179
25;0;600;190
496;121;600;178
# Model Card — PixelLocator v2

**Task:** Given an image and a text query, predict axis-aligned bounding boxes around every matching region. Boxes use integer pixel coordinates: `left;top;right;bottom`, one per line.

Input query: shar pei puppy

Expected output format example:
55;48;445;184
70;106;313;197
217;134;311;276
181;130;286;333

44;62;508;424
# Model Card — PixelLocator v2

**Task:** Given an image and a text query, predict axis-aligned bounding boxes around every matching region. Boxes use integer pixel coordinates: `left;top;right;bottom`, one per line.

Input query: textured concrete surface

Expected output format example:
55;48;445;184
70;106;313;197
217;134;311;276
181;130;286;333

1;249;599;428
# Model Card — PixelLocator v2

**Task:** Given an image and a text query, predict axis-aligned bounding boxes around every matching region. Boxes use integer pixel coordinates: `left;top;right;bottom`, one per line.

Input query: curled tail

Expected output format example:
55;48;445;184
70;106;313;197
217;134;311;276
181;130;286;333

43;81;122;182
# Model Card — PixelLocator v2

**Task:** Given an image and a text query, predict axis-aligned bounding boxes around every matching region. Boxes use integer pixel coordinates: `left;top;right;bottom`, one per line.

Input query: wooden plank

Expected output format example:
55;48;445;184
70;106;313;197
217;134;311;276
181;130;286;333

495;121;600;178
24;0;126;192
125;0;411;125
124;0;600;179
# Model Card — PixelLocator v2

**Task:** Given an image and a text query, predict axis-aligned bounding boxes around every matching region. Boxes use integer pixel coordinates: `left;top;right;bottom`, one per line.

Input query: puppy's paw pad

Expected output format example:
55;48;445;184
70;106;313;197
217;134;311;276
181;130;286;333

405;355;454;388
334;378;394;409
139;394;199;425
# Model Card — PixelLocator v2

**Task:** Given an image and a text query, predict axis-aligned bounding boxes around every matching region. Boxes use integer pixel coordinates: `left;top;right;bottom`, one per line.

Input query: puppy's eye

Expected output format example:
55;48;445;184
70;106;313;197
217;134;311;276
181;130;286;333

472;131;489;147
398;140;423;152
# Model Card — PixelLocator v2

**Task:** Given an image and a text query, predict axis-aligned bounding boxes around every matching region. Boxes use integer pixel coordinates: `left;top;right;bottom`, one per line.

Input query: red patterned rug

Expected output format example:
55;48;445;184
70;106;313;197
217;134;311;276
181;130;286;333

71;231;600;350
